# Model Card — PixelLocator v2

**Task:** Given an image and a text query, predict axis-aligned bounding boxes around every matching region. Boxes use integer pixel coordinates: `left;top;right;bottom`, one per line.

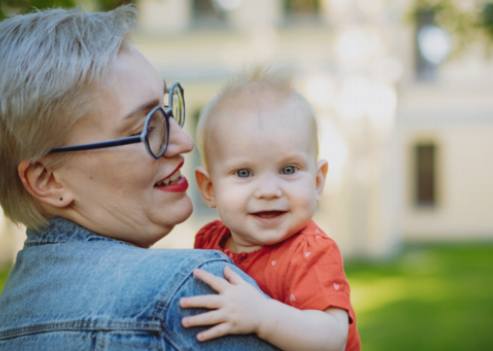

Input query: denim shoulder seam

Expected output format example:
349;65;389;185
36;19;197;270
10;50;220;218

148;255;230;349
150;256;229;319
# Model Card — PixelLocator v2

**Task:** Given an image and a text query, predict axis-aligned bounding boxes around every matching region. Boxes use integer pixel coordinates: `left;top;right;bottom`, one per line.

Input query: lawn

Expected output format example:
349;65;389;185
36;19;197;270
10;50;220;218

0;243;492;350
0;265;9;293
346;243;493;351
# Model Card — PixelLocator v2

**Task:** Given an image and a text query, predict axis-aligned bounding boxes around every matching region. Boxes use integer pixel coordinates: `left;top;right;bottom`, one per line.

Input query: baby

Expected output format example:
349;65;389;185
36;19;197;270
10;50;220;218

180;74;360;351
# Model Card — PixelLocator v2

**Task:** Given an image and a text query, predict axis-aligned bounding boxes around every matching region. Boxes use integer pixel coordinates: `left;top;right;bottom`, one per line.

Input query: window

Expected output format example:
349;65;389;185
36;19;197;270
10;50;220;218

414;143;437;207
192;0;227;28
284;0;320;16
283;0;322;23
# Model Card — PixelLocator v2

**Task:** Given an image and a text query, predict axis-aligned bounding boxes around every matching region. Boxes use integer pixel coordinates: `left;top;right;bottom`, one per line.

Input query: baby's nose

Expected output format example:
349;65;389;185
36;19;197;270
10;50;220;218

254;176;282;199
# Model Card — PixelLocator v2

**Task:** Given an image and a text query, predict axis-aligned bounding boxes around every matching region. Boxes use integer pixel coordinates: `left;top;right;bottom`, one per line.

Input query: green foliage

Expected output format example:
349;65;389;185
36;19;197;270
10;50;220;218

409;0;493;52
0;0;136;19
480;2;493;37
96;0;135;11
346;243;493;351
0;0;76;19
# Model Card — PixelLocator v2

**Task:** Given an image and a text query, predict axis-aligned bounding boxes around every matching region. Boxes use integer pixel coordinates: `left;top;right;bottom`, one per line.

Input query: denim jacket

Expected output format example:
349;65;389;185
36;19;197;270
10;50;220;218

0;217;277;351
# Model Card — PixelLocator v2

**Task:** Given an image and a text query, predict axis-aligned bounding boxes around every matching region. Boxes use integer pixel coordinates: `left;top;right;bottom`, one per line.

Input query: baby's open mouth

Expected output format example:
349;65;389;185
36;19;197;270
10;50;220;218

251;211;287;218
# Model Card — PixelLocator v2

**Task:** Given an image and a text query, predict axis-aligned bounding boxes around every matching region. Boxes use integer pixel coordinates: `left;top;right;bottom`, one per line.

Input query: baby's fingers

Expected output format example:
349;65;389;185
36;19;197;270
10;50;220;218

182;310;224;328
197;323;233;342
223;266;247;285
180;295;222;309
193;268;229;293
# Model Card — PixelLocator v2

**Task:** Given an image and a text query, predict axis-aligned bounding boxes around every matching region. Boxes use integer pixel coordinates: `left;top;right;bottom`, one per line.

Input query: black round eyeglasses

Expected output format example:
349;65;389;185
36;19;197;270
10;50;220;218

49;82;185;159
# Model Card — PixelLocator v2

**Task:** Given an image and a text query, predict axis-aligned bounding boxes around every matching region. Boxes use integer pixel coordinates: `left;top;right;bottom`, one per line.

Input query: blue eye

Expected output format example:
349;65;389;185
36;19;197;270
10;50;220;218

281;165;297;175
235;169;252;178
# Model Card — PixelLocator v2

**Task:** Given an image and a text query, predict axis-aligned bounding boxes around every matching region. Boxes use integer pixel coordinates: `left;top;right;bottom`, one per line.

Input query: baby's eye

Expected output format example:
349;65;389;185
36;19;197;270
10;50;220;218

235;168;253;178
281;165;298;175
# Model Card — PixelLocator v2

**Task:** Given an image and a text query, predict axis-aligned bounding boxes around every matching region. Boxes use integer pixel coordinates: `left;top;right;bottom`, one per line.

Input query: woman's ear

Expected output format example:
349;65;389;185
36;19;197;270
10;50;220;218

315;159;329;198
195;166;216;208
17;160;73;208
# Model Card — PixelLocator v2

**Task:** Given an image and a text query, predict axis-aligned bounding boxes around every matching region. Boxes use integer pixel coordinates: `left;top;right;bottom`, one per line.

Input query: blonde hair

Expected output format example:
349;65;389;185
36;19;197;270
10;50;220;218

196;70;319;170
0;5;136;229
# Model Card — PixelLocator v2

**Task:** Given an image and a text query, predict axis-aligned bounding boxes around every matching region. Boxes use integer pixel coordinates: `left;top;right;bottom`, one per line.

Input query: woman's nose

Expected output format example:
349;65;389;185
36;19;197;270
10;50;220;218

164;118;194;157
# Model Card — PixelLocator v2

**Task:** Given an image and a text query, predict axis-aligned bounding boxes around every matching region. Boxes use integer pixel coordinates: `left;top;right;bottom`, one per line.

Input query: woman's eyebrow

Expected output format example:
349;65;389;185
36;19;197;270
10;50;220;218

124;99;160;120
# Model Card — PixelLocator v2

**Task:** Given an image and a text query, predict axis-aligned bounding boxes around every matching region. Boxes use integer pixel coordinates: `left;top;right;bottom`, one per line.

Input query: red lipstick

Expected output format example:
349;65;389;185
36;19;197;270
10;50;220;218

158;176;189;193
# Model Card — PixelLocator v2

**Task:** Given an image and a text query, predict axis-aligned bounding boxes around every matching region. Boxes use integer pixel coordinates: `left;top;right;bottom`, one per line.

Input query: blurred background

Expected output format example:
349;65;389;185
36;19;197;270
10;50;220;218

1;0;492;350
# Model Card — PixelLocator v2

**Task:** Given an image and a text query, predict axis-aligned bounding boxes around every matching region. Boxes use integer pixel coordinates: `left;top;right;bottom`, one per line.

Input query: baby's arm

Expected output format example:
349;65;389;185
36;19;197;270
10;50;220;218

180;266;348;351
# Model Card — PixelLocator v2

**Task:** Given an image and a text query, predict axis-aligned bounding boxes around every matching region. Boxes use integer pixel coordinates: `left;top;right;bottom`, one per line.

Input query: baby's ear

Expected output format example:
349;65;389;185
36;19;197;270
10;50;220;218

315;159;329;197
195;166;216;208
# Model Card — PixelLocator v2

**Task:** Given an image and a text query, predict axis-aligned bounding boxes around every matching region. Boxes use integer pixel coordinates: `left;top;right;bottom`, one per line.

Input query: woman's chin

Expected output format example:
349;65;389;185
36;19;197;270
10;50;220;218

162;197;194;229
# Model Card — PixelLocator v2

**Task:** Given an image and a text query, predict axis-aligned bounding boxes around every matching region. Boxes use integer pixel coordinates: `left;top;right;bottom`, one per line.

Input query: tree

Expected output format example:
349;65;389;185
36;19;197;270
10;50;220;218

0;0;135;20
409;0;493;52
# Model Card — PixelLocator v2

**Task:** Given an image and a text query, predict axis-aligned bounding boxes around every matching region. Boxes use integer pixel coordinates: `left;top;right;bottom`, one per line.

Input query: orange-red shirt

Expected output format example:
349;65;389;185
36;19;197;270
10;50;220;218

195;220;361;351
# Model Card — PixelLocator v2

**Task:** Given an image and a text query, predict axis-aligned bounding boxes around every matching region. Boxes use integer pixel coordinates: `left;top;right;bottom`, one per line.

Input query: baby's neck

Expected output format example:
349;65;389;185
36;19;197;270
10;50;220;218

225;233;262;254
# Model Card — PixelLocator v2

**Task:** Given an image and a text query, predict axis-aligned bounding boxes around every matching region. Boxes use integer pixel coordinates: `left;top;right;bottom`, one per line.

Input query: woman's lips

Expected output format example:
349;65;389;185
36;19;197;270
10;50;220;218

155;176;189;193
154;159;186;192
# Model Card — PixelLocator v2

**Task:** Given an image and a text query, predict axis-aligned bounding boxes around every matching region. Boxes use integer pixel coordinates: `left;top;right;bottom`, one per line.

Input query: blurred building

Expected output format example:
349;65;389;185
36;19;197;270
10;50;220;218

1;0;492;263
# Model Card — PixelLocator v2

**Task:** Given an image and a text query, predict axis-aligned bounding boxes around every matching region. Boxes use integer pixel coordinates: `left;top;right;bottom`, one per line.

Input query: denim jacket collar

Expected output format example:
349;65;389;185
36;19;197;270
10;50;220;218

25;217;125;246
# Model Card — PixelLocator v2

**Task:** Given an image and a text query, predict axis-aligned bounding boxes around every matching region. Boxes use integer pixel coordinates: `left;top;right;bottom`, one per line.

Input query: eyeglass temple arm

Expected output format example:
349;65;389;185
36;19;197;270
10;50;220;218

49;136;142;153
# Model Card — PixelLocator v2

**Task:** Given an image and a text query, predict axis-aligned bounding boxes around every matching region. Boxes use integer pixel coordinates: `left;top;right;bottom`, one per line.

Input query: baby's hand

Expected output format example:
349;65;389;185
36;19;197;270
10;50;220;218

180;266;268;341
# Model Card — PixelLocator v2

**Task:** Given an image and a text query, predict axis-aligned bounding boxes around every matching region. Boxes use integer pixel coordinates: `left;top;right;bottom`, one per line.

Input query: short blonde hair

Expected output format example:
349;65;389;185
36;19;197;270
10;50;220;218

196;70;319;170
0;5;136;229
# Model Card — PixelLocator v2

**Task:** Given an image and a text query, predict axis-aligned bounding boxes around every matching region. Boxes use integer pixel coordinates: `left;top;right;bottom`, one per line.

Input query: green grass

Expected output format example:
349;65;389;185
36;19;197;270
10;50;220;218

0;265;10;292
346;243;493;351
1;243;492;350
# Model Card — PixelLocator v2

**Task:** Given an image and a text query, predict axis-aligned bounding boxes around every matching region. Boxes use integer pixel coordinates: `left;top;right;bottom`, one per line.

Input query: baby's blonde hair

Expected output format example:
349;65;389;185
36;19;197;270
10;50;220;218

0;5;136;229
196;70;319;170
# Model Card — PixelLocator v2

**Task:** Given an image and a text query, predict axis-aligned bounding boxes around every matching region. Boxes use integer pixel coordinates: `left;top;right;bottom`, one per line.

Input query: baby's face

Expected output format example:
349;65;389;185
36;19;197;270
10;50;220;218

201;101;327;252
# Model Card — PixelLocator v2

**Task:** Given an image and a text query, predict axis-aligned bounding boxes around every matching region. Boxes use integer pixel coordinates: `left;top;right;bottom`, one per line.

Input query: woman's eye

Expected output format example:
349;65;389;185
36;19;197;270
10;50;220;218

127;126;143;137
281;165;297;175
235;169;252;178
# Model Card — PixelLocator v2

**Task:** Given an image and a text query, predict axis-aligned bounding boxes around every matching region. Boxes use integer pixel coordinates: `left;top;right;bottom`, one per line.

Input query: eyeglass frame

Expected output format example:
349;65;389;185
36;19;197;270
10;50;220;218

48;82;185;160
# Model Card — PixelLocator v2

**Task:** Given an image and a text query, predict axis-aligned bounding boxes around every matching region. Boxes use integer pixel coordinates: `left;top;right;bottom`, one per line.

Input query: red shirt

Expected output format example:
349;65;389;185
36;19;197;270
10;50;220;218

195;220;361;351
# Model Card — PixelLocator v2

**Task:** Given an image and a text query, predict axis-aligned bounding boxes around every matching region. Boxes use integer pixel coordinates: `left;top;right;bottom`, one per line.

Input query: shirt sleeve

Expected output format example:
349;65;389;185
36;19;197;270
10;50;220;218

281;234;355;323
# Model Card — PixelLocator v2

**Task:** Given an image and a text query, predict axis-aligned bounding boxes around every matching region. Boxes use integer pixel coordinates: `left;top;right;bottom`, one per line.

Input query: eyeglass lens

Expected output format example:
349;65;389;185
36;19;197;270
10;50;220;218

170;85;185;127
145;84;185;158
147;108;168;157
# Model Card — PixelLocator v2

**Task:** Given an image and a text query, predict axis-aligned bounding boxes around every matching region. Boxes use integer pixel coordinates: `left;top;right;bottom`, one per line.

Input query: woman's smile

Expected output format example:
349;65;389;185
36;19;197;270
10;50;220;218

155;176;189;192
154;159;189;192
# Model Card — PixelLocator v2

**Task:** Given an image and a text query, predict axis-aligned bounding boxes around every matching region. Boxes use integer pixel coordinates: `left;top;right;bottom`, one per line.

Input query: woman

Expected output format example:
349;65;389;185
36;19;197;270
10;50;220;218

0;6;276;351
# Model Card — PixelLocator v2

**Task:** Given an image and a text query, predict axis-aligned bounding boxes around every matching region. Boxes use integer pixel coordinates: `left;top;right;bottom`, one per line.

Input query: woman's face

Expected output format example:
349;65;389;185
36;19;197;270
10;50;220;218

54;47;194;246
